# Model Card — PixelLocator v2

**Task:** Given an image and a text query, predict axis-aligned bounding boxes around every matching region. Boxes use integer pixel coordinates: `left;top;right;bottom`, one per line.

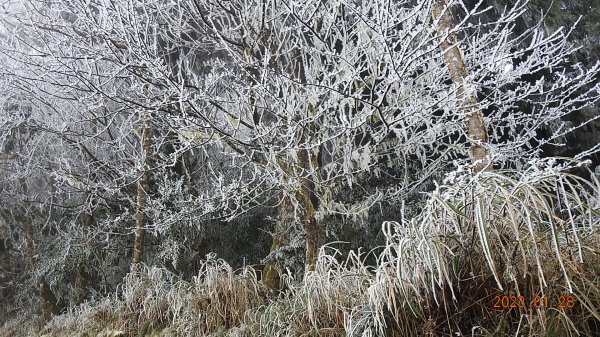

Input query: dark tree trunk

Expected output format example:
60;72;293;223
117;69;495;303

262;193;294;290
38;278;61;319
298;145;323;272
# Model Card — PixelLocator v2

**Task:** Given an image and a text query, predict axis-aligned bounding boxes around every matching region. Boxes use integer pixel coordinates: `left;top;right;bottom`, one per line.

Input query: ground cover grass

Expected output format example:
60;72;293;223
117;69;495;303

2;159;599;337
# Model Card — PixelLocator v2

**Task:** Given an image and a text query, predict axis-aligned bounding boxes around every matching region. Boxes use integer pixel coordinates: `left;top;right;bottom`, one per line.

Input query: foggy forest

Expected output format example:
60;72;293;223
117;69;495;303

1;0;600;336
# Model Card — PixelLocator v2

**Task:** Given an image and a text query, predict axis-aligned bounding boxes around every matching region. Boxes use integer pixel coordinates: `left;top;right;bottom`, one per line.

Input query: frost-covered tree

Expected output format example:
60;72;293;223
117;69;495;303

171;0;600;278
1;0;599;323
0;0;202;311
0;0;281;316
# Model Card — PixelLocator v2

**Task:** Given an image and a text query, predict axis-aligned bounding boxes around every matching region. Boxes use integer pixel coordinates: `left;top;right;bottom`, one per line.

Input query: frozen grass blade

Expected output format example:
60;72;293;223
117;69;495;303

366;159;600;336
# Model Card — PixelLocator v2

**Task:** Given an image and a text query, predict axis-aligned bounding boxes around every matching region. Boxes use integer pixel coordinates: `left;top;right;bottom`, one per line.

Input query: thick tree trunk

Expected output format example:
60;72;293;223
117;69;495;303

263;144;323;287
432;0;490;173
290;48;325;273
298;146;323;272
132;112;151;269
38;278;61;319
262;193;294;290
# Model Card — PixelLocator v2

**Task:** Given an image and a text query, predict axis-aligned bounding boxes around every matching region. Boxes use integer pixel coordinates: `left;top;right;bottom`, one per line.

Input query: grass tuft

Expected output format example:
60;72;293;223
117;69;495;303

365;159;600;336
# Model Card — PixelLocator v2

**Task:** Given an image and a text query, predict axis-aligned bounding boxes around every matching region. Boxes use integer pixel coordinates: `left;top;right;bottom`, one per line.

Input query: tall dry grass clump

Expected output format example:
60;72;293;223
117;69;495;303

0;315;45;337
186;253;267;335
239;249;374;337
364;159;600;336
30;251;375;337
31;254;268;337
118;254;268;336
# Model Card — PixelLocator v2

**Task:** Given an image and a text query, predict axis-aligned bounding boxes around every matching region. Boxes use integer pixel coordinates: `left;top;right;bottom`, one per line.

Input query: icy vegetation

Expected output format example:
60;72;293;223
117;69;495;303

4;160;600;336
1;0;600;335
